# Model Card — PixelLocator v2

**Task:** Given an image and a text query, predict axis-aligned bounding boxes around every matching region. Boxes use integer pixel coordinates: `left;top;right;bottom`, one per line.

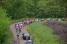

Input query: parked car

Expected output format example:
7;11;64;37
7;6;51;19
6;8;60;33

25;40;33;44
22;33;33;44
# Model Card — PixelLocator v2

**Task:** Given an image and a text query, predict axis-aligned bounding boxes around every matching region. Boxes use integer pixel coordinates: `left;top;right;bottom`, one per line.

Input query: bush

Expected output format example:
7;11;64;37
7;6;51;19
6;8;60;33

0;8;13;44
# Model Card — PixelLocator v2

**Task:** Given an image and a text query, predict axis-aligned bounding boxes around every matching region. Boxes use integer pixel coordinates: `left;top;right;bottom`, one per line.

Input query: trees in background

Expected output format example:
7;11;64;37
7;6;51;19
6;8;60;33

1;0;67;19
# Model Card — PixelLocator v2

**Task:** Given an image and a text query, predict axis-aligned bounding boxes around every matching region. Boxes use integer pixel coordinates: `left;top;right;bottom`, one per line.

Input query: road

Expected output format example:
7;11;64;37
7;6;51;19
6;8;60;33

48;21;67;44
10;23;28;44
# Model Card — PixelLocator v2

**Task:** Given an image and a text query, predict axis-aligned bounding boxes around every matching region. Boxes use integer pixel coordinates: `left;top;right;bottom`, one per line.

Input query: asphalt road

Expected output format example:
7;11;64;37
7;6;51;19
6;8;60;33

10;23;28;44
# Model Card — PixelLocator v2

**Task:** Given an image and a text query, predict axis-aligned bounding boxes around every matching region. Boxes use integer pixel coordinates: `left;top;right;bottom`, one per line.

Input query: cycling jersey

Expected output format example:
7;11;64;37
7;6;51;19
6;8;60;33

15;24;19;29
19;23;23;29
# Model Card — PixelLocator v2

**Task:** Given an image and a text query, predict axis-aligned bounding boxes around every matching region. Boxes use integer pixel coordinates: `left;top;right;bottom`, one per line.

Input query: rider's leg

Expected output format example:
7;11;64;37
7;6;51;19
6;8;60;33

19;28;21;34
16;29;18;33
16;34;19;39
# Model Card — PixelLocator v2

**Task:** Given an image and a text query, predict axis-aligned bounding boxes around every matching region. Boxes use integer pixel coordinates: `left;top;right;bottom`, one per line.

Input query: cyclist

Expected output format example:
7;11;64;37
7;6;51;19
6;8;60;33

15;23;19;33
24;21;27;26
16;34;19;39
18;23;23;33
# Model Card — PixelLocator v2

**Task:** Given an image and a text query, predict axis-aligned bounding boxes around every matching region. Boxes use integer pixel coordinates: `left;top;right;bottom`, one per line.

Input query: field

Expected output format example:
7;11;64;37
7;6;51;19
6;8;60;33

27;22;62;44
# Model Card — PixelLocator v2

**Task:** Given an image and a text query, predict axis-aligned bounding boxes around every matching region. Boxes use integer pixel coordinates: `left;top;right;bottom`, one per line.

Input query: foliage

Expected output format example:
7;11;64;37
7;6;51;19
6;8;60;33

0;8;13;44
4;0;66;19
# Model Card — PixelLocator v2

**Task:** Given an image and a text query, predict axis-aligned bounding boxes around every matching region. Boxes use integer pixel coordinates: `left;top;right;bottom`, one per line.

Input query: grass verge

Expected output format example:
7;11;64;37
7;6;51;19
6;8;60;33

28;22;62;44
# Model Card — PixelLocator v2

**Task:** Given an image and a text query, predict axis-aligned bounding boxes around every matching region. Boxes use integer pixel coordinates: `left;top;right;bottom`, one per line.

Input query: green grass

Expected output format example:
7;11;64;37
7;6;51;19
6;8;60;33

0;19;13;44
28;22;62;44
0;8;13;44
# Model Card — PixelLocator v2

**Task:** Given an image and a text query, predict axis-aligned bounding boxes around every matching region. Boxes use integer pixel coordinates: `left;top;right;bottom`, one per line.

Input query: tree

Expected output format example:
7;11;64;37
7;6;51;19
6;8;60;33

0;7;12;44
5;0;66;19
